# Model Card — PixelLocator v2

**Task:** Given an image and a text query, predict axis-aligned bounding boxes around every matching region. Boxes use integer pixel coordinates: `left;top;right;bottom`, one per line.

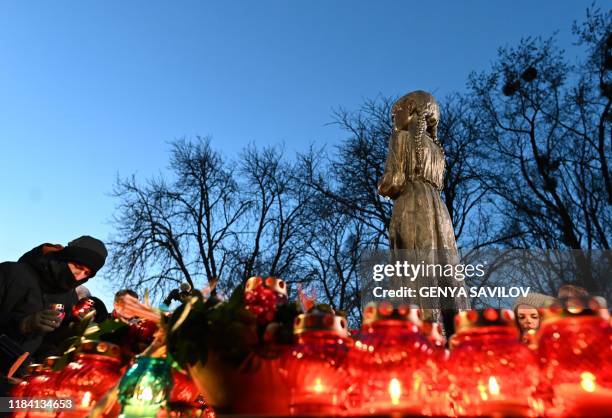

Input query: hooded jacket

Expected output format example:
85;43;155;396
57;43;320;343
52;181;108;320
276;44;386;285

0;244;80;356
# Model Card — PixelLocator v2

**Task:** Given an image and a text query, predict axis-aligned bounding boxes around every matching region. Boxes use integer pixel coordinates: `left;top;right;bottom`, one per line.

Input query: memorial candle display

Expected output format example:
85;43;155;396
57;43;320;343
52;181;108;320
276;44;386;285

9;273;610;417
448;309;539;417
282;307;352;416
55;340;123;418
538;297;612;417
352;302;435;415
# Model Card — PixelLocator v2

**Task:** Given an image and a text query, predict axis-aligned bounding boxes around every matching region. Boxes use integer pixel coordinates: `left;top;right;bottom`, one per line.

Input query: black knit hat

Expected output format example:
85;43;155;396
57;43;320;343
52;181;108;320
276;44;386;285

55;236;108;277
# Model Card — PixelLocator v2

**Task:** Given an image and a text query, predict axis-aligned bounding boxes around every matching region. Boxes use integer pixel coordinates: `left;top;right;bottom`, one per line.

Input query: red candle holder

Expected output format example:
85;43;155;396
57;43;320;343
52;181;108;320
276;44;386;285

448;308;539;417
125;318;159;355
12;363;50;418
538;297;612;417
168;368;215;417
244;276;288;325
9;363;43;398
23;357;62;418
71;298;96;319
351;302;435;416
55;340;123;418
282;308;352;416
49;303;66;322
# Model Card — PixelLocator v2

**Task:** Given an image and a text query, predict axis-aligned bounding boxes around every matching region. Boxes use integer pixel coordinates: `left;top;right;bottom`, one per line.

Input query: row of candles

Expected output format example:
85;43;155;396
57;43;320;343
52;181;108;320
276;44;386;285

10;276;612;417
10;339;214;418
282;297;611;417
240;276;611;416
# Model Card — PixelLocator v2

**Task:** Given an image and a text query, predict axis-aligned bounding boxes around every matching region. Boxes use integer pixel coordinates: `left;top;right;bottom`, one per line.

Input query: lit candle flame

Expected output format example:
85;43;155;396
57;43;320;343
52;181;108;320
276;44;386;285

81;391;92;407
389;378;402;405
136;386;154;401
313;377;324;393
580;372;596;393
488;376;500;396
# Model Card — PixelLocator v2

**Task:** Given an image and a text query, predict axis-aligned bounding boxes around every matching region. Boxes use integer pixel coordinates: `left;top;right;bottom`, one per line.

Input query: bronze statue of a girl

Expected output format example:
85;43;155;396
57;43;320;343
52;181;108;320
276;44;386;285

379;90;469;331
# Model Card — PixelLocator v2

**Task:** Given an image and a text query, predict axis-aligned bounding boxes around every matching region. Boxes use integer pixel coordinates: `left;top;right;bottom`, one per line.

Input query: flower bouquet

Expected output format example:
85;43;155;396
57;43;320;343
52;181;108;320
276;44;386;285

166;277;301;415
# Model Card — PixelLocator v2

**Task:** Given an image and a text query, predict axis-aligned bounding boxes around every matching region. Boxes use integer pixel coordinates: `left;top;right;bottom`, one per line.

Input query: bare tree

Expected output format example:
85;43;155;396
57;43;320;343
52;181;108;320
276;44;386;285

223;145;314;290
469;35;611;250
109;139;319;300
468;9;612;293
300;194;367;325
108;137;249;297
437;94;508;249
571;6;612;204
298;97;395;249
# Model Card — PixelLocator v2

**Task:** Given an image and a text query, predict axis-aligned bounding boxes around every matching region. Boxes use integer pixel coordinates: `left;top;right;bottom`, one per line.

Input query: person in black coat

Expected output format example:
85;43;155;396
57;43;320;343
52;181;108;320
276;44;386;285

0;236;107;364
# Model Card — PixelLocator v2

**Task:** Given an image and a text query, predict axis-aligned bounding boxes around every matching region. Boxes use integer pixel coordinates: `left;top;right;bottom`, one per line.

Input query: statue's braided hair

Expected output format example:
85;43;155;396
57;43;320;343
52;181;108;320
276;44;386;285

391;91;444;175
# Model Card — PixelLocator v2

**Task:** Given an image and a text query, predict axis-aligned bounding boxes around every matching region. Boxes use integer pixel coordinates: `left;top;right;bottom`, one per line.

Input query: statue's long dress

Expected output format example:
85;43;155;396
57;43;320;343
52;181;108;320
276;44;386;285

380;128;470;331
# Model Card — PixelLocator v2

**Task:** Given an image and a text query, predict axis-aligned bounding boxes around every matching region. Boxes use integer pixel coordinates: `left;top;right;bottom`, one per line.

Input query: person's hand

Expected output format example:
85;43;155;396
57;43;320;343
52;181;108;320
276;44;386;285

19;309;62;334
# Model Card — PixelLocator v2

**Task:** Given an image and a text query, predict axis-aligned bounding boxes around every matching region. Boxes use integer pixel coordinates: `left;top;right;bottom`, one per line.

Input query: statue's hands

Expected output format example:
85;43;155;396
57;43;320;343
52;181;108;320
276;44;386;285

378;172;404;199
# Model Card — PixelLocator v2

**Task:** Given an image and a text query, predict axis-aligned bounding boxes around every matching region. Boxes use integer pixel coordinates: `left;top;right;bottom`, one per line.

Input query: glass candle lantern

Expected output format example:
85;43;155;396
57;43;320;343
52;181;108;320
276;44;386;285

71;298;96;319
353;302;435;416
23;357;62;418
55;340;123;418
12;364;44;418
244;276;288;325
448;309;539;417
118;356;173;418
10;363;43;398
538;297;612;417
283;308;352;416
48;303;66;322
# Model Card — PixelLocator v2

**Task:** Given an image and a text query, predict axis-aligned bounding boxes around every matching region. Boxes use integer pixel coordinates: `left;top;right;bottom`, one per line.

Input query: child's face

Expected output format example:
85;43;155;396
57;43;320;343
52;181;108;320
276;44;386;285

517;305;540;333
392;101;417;131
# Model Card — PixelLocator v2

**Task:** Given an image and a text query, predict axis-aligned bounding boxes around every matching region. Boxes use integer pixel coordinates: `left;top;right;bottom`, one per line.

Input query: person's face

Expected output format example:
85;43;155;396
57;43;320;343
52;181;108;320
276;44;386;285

517;305;540;333
113;298;135;322
113;302;126;322
68;262;92;281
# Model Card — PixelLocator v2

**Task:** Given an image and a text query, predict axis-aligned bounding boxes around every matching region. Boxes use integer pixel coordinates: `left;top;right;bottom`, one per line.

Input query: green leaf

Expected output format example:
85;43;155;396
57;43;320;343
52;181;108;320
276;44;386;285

97;318;128;335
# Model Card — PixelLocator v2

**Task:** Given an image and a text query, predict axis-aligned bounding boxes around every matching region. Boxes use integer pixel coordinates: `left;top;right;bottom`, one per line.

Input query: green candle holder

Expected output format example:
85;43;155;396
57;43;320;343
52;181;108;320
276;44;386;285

118;356;172;418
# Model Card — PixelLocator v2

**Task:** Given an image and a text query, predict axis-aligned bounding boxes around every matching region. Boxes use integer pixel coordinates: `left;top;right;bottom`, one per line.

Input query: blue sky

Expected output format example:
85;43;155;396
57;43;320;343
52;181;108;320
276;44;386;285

0;1;597;307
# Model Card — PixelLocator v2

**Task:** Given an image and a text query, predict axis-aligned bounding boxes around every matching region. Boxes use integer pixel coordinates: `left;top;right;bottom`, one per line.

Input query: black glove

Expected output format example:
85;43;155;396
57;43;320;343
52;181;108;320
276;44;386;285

163;289;181;306
19;310;61;334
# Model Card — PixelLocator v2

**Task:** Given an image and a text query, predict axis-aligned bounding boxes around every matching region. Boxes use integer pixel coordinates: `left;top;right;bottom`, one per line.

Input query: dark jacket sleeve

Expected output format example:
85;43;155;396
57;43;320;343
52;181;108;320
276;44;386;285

0;265;27;338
